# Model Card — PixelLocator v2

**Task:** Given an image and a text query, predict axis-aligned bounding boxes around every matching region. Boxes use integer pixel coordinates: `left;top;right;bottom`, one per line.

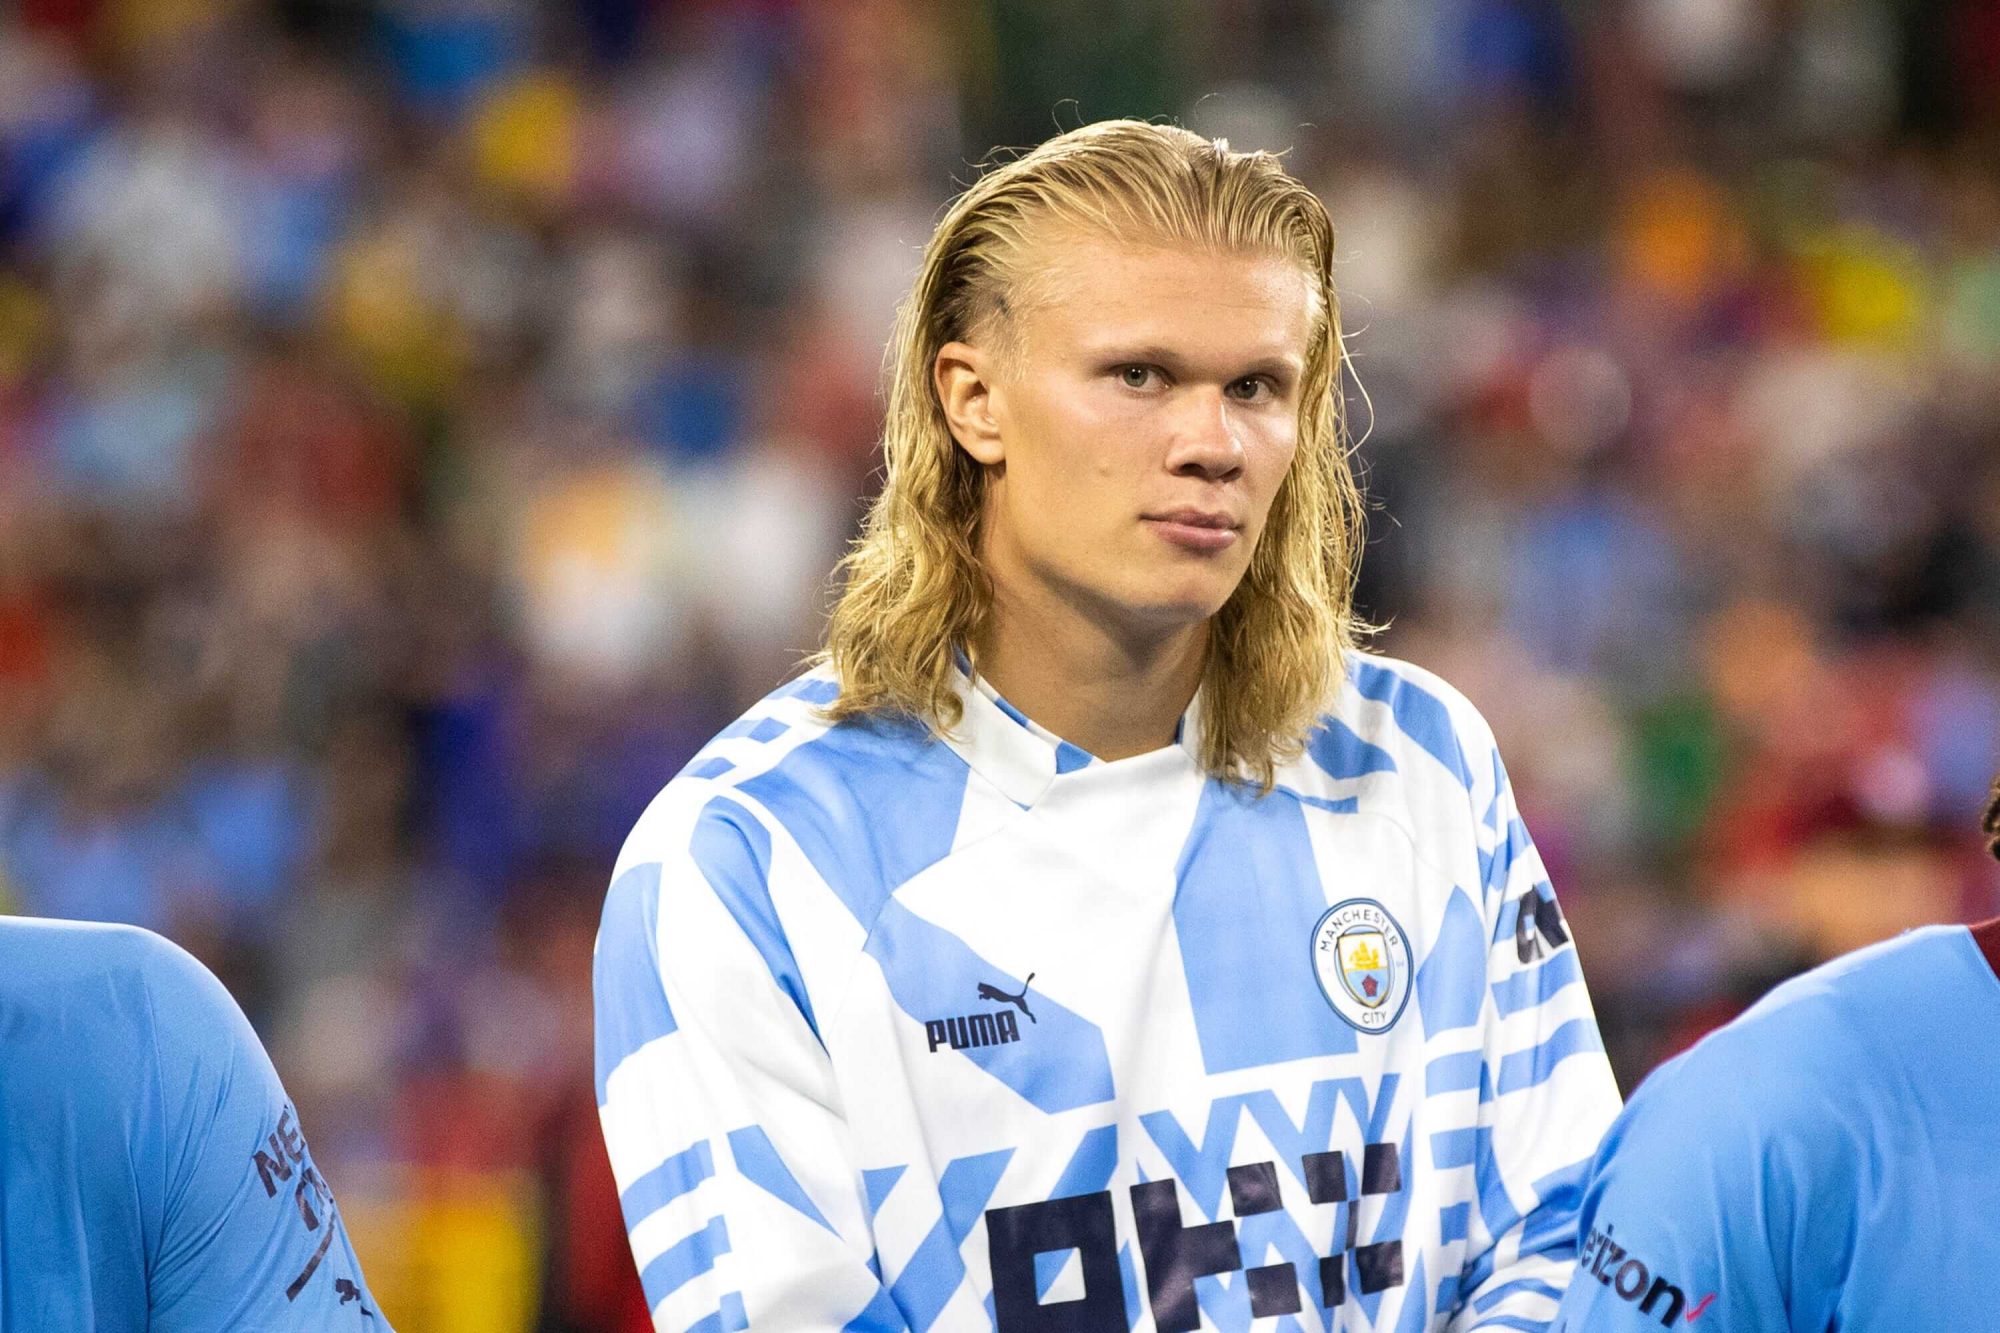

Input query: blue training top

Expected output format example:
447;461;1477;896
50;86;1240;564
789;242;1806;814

1553;920;2000;1331
0;917;385;1330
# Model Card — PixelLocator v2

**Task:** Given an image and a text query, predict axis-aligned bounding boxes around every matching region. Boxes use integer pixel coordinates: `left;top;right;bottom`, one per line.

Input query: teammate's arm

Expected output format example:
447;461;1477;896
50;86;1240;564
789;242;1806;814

1551;994;1858;1333
595;798;904;1331
140;935;386;1330
1551;1052;1814;1331
1449;729;1622;1331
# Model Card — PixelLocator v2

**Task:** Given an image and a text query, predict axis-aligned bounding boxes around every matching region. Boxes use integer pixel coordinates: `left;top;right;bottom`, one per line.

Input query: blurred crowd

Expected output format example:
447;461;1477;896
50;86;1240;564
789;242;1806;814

0;0;1996;1328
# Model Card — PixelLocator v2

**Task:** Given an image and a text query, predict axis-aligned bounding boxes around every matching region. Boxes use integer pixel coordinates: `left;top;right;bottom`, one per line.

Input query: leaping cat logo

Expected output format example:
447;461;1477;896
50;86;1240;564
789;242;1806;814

976;973;1037;1024
334;1279;374;1316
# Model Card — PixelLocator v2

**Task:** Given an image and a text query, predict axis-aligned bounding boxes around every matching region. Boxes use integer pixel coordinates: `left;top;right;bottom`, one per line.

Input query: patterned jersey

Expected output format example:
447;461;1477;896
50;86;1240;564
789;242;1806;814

594;653;1620;1332
1554;922;2000;1332
0;917;385;1330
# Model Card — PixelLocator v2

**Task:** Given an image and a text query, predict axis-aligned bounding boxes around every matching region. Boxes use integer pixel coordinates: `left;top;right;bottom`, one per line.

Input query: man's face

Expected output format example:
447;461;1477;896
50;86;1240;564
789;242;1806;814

938;229;1314;641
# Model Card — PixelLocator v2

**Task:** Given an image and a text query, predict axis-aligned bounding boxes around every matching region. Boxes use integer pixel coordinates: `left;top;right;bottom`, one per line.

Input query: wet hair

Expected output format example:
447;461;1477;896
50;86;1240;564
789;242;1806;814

815;120;1365;787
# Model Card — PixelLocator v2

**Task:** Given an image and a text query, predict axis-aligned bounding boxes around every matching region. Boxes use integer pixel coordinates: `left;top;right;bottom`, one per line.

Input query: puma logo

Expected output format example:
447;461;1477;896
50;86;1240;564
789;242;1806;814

925;974;1038;1054
334;1278;374;1316
977;973;1037;1023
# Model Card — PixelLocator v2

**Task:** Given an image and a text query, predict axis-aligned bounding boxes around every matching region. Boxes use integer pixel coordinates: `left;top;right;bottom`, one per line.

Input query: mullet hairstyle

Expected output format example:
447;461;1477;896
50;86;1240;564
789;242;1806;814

815;119;1368;788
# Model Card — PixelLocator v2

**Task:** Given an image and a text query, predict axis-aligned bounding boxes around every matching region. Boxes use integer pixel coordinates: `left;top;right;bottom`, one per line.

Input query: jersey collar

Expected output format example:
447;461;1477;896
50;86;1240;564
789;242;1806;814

941;653;1204;807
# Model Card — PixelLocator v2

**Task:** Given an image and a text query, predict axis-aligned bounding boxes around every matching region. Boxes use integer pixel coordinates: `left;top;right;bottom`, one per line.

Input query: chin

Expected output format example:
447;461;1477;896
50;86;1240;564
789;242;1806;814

1118;578;1240;630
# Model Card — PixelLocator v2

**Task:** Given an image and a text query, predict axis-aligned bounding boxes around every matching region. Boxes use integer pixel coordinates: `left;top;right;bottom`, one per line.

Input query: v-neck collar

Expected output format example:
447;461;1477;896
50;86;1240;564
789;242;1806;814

939;653;1204;808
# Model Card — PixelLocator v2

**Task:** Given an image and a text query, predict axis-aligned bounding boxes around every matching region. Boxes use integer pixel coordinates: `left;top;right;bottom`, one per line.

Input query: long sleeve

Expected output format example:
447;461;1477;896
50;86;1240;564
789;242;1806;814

593;795;904;1333
1447;732;1622;1331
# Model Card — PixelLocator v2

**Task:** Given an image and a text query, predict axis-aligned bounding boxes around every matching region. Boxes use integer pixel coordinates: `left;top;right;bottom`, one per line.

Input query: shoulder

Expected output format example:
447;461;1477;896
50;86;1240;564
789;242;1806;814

1296;652;1494;784
0;913;176;967
112;924;271;1095
0;919;273;1156
1596;930;1954;1201
1342;651;1496;769
611;666;974;915
1274;651;1502;837
0;916;233;1023
0;920;170;1099
1664;925;1963;1109
615;668;844;875
1647;926;1979;1144
1564;937;1961;1325
1733;922;1970;1029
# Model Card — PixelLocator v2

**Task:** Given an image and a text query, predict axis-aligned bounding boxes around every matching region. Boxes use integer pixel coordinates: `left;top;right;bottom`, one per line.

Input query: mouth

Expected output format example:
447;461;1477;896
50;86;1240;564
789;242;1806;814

1142;507;1242;553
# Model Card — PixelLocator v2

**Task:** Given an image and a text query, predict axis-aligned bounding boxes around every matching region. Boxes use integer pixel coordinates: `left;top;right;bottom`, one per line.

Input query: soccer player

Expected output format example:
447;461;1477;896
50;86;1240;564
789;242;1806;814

0;916;385;1329
595;120;1620;1332
1552;783;2000;1331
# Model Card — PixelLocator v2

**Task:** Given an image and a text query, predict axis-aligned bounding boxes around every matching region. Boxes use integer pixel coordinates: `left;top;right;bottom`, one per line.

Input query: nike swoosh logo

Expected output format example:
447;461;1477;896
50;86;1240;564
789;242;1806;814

1685;1293;1717;1321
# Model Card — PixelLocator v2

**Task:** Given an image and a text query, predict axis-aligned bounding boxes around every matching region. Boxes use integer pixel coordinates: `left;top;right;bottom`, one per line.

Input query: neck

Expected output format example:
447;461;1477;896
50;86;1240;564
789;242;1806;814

971;593;1207;762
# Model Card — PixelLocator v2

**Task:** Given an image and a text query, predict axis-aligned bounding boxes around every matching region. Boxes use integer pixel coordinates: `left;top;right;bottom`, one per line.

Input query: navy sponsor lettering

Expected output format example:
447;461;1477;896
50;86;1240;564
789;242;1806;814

925;1007;1022;1052
1514;883;1571;964
927;976;1033;1052
1579;1223;1698;1325
986;1144;1407;1332
250;1105;373;1316
988;1190;1125;1332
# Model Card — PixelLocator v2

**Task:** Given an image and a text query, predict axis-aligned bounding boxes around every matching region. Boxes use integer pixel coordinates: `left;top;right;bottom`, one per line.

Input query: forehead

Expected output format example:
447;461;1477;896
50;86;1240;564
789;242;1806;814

1008;227;1317;363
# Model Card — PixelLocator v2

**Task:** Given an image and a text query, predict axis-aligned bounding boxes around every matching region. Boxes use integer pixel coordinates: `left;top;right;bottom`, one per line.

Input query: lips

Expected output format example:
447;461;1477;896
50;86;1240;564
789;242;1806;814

1143;508;1242;553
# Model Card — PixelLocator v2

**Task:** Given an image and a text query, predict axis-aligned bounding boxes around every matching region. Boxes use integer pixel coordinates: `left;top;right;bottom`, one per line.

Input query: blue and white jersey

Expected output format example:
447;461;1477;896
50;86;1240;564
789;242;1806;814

1554;922;2000;1332
594;653;1620;1332
0;917;385;1330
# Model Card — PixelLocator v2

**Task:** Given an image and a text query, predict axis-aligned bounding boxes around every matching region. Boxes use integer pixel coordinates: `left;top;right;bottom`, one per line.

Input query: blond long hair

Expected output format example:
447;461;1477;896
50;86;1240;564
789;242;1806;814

817;120;1368;788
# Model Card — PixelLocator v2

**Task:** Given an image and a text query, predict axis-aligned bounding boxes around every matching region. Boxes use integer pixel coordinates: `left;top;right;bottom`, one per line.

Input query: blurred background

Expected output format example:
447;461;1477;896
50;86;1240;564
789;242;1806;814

1;0;1996;1327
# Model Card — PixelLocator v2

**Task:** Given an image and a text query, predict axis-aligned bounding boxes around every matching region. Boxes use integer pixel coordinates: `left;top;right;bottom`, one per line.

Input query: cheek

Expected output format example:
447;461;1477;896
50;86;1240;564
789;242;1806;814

1011;392;1133;507
1246;420;1301;503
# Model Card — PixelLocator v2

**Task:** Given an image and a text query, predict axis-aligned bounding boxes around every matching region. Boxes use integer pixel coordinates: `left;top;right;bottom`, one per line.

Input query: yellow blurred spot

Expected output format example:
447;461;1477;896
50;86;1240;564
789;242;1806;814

522;464;671;582
1795;223;1927;350
471;73;579;206
339;1166;541;1333
0;278;49;381
327;229;465;408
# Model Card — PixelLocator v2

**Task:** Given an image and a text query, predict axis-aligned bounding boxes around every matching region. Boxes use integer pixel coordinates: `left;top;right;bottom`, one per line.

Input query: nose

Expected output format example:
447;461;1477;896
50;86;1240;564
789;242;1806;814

1164;385;1246;482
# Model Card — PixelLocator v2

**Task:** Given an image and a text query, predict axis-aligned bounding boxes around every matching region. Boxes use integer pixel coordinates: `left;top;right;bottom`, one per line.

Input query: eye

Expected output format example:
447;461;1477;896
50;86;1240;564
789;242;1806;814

1227;375;1277;402
1117;364;1161;390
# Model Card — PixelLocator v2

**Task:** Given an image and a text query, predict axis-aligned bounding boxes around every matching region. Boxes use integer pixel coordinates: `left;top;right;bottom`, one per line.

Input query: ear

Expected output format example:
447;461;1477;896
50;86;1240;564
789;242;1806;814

934;341;1006;466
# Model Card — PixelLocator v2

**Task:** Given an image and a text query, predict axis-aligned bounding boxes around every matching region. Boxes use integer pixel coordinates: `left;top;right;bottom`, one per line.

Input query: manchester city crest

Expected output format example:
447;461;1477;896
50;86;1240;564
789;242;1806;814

1311;899;1413;1033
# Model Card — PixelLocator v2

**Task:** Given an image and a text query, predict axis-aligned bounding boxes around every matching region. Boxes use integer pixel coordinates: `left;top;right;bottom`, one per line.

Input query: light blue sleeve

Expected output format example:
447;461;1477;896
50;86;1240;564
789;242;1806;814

137;934;389;1331
1550;1016;1850;1333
